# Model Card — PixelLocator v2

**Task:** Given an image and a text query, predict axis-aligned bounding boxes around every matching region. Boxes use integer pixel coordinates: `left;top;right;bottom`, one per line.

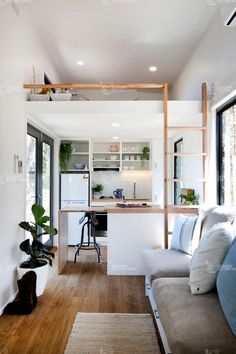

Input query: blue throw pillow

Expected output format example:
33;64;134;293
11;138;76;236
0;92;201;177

217;237;236;336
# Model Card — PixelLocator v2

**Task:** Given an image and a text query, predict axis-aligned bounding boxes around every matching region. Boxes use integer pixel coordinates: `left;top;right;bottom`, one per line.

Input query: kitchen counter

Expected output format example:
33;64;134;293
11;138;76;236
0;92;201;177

58;205;198;275
59;205;198;214
91;198;152;203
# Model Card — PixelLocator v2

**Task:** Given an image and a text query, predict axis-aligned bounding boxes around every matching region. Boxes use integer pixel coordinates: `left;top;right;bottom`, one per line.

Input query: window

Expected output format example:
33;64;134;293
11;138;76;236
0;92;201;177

27;125;54;246
217;98;236;206
174;138;183;204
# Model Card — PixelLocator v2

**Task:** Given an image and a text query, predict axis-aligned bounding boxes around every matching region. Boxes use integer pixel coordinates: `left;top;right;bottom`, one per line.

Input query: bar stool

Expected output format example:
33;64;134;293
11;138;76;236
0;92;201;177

74;211;101;263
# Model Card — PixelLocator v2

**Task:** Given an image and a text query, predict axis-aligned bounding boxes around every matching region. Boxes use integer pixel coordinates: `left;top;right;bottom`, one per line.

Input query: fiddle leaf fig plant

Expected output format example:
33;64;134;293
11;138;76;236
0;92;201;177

19;204;58;268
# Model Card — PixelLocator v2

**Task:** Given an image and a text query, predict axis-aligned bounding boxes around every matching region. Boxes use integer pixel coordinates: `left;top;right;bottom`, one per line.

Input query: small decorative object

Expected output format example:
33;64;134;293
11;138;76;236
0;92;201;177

50;92;72;101
109;155;118;161
109;144;119;152
29;93;50;101
59;142;73;171
18;204;57;296
178;190;199;205
113;189;123;199
73;163;86;170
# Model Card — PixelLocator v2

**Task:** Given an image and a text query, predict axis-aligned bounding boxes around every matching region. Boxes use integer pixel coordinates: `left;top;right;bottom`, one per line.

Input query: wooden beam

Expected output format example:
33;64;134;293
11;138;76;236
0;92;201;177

163;83;168;249
168;126;206;131
202;83;208;202
167;152;207;157
168;178;206;183
23;83;165;90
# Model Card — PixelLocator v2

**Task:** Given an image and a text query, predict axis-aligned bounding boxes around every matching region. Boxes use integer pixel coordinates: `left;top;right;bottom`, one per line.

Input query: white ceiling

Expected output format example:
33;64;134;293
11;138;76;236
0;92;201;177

24;1;216;138
27;101;202;139
23;0;217;100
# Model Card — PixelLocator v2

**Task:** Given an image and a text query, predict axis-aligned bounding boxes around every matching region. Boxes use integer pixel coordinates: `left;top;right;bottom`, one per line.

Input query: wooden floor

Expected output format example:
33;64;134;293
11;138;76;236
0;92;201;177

0;247;152;354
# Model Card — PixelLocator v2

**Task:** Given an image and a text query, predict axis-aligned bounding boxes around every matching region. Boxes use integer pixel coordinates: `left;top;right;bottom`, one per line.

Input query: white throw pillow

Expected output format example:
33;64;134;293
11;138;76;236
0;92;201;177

170;214;199;255
190;222;235;295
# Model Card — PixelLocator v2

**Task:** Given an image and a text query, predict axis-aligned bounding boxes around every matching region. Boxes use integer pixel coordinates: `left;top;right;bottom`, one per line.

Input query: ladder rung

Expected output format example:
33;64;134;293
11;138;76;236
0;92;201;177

167;152;207;157
168;178;206;183
167;126;206;131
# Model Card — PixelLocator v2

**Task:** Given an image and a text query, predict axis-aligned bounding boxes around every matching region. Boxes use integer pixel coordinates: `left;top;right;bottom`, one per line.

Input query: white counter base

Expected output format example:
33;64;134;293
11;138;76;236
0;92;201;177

107;213;164;275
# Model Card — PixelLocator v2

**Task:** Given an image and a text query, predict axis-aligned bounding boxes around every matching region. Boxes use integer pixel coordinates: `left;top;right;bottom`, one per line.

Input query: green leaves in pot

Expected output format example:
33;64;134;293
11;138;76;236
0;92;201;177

19;204;58;268
59;142;73;171
141;146;150;166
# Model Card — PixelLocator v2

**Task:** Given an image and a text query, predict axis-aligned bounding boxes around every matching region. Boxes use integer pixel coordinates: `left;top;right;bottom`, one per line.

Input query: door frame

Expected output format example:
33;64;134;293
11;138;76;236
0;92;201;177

27;124;54;248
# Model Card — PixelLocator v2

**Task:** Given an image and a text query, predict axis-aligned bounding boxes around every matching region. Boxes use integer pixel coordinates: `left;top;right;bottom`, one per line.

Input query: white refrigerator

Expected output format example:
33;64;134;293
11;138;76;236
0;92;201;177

60;172;89;245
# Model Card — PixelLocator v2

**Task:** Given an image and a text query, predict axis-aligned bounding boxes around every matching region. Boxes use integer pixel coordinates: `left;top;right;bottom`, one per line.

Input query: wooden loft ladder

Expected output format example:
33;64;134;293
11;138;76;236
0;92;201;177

163;82;208;249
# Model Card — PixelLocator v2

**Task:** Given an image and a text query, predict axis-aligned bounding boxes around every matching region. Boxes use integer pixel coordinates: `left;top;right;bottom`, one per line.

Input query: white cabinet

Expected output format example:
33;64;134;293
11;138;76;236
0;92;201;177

60;140;90;171
92;141;121;171
92;140;151;172
121;141;151;171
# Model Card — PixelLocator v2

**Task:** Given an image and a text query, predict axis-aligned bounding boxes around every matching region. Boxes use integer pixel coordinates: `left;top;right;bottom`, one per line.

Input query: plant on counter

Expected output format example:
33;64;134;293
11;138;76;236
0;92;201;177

59;142;73;171
92;183;104;195
178;192;199;206
19;204;58;268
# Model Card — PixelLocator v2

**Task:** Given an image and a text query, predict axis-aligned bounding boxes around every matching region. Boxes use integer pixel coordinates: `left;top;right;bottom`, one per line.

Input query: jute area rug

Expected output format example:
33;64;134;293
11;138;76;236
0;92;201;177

65;312;161;354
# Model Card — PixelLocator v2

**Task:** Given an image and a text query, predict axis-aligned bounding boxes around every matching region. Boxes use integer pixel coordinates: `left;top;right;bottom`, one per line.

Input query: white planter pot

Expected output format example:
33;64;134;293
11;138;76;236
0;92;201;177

17;262;49;297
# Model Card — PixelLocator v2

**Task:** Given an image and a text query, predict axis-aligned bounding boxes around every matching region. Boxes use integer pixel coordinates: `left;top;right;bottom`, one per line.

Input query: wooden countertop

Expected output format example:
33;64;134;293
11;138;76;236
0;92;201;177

91;198;151;203
59;205;198;214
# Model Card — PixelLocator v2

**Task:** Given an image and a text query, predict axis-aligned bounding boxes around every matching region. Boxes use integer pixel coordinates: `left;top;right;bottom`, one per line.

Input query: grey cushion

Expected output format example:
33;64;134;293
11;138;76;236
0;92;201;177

142;249;191;284
152;278;236;354
200;206;236;238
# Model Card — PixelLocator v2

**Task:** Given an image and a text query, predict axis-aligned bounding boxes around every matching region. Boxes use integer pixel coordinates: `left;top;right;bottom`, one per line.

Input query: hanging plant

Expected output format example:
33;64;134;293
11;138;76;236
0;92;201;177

59;142;73;171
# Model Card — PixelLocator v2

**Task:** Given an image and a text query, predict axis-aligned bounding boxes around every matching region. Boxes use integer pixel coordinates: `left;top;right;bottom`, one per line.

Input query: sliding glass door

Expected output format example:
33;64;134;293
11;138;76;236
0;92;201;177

27;125;54;247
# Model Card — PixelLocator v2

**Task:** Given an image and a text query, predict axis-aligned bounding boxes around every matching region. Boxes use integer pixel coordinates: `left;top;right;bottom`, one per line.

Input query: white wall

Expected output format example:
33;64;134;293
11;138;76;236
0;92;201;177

91;171;152;200
0;4;61;313
171;9;236;103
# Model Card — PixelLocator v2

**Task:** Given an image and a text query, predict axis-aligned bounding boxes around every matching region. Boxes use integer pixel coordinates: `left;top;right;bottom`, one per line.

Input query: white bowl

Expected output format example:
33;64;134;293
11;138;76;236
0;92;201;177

109;155;118;161
73;163;86;170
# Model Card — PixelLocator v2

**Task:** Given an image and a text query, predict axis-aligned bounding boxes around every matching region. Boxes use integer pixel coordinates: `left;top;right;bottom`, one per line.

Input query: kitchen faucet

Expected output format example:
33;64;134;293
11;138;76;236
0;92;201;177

133;182;136;199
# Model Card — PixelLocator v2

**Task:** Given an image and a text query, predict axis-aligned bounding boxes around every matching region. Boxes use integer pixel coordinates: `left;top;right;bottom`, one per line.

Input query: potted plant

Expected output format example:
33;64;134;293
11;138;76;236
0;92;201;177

59;142;73;171
141;146;150;166
18;204;57;296
178;192;199;205
92;183;104;198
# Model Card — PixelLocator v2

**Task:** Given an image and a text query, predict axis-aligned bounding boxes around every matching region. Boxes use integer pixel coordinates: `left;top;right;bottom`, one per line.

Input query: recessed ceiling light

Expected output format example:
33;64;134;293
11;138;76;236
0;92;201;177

149;66;157;72
77;60;84;66
112;136;119;140
112;123;120;127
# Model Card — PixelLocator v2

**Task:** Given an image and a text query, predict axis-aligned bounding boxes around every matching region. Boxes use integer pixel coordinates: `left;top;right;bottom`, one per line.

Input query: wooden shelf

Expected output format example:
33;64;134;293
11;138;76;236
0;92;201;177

167;126;206;131
72;152;89;155
93;152;120;154
167;152;207;157
122;160;146;162
93;160;120;162
168;178;206;183
23;83;165;90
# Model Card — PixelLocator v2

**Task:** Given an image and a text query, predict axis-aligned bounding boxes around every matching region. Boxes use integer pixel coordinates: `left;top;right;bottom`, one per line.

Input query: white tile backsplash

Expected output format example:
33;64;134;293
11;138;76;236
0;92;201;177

91;171;152;199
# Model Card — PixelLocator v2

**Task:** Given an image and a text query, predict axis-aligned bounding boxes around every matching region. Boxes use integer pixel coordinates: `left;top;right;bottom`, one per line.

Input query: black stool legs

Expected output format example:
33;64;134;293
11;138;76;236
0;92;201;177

74;212;101;263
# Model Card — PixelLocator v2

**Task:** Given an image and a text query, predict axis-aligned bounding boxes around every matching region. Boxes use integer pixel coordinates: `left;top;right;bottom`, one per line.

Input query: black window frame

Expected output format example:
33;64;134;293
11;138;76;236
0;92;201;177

174;138;183;205
27;124;54;248
216;97;236;205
